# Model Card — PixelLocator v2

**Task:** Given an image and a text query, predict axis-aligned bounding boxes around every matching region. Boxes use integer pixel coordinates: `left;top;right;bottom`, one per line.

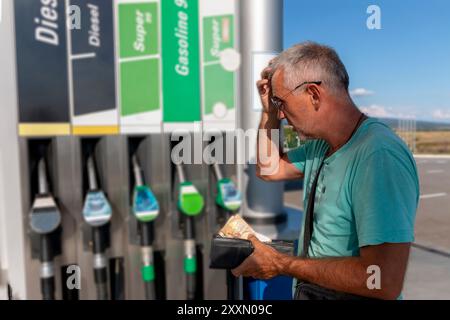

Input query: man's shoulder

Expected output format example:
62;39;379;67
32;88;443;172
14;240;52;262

356;118;412;159
353;118;419;192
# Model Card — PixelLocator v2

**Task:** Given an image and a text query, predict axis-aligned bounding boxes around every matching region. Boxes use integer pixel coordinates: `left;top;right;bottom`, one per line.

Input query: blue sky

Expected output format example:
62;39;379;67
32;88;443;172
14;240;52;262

284;0;450;122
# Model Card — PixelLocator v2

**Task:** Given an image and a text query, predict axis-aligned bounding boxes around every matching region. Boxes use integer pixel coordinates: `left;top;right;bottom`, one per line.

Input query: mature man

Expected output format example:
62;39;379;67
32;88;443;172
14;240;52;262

232;42;419;300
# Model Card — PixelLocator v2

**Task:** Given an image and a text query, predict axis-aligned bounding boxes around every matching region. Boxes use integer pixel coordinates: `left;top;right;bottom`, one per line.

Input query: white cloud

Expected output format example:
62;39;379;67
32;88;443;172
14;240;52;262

432;109;450;120
360;104;391;117
350;88;374;97
360;105;418;119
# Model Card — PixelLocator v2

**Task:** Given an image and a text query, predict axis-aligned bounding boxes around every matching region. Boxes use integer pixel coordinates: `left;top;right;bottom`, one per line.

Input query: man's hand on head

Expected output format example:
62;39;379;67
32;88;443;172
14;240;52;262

257;60;278;116
231;235;287;280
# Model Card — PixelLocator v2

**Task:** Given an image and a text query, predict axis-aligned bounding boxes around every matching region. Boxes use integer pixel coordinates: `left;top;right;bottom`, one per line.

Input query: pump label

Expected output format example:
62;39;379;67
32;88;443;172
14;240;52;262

200;0;238;132
117;0;162;133
14;0;71;135
70;0;118;134
162;0;201;127
202;14;237;131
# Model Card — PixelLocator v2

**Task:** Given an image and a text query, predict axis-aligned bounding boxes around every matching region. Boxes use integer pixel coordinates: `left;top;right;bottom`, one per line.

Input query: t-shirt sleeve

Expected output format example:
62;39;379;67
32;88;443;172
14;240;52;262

352;149;419;247
286;143;308;173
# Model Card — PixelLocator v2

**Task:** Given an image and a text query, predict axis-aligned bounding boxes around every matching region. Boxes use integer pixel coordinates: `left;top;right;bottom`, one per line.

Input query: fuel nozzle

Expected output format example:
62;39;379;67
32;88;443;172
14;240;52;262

175;163;204;300
83;156;112;227
132;155;159;222
29;158;62;300
131;154;160;300
82;154;112;300
211;162;242;212
211;161;243;301
176;163;204;217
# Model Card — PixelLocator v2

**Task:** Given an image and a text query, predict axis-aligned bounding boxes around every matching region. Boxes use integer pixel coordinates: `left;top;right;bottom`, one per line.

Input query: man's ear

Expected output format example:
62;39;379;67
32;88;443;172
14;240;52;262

307;85;321;111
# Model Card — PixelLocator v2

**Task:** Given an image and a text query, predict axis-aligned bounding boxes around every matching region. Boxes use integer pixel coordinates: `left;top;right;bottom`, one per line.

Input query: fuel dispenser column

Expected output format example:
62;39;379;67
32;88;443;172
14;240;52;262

82;156;113;300
175;163;204;300
29;158;62;300
131;155;160;300
238;0;285;223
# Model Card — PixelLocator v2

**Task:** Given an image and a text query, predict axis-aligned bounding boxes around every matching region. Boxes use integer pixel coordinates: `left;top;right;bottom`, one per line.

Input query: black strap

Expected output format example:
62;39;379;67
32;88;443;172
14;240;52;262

301;157;327;258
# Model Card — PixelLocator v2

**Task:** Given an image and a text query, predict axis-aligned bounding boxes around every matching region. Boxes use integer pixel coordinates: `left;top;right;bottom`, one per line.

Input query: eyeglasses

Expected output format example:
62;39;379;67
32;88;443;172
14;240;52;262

270;81;322;111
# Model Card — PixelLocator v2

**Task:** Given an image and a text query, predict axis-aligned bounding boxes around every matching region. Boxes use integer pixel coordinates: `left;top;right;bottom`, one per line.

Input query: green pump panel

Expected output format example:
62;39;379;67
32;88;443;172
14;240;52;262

162;0;202;130
117;0;162;134
200;0;239;132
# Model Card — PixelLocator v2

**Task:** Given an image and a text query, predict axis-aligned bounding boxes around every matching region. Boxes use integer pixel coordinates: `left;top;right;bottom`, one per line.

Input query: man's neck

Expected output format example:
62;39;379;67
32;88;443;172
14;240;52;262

322;106;364;154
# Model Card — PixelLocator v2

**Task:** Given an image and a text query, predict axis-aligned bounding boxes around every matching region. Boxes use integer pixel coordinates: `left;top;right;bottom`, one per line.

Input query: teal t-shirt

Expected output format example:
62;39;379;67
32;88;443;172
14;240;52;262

288;117;419;260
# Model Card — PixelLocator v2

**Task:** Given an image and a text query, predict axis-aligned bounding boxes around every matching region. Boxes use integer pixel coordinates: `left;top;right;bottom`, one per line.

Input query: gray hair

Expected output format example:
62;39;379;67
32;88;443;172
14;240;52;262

271;42;349;94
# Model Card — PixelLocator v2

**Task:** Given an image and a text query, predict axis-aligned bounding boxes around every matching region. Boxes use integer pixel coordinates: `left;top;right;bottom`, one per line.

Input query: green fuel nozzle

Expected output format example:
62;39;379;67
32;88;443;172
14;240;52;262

175;162;203;300
176;164;204;217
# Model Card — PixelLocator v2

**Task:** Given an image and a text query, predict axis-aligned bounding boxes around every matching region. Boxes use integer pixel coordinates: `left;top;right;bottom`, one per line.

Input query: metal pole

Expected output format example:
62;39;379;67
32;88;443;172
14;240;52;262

37;159;49;195
238;0;285;224
176;163;186;183
132;155;144;187
87;156;98;191
212;162;223;181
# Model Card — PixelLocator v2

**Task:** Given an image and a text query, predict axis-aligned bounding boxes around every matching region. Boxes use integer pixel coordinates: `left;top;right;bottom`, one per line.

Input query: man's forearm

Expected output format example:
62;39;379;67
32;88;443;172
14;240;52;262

257;112;281;176
277;254;398;299
259;111;280;130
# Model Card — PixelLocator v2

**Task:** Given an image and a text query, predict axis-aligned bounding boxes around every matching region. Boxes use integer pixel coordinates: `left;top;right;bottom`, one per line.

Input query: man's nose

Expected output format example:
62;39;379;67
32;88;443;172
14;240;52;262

277;109;286;120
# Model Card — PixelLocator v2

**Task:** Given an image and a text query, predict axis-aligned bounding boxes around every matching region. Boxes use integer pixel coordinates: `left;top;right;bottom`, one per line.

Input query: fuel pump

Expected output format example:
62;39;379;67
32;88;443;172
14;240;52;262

210;162;242;300
175;163;204;300
82;155;112;300
131;155;160;300
29;158;62;300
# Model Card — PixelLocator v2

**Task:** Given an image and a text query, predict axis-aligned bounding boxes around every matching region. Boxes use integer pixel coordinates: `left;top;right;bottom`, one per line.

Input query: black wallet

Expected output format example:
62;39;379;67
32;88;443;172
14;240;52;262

209;235;294;269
